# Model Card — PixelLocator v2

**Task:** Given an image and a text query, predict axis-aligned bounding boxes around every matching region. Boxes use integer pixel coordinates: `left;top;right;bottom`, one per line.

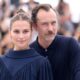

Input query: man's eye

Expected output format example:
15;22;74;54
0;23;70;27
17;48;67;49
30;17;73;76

51;21;56;25
41;22;48;26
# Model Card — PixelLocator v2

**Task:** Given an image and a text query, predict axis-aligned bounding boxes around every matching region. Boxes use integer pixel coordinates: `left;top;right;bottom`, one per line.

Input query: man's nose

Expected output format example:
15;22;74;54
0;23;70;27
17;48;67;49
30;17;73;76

48;24;53;31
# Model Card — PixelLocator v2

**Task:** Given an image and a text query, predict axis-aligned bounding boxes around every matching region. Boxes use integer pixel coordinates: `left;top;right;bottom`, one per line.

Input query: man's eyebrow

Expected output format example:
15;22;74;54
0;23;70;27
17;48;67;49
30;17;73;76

52;21;56;23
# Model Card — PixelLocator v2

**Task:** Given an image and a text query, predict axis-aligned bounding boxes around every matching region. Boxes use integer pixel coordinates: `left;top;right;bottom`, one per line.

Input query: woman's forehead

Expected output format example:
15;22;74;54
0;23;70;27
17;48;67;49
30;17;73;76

11;20;31;28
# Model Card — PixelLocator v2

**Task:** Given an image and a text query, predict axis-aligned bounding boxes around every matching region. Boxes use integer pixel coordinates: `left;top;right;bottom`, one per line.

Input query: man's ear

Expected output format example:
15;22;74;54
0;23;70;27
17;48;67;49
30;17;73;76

32;23;37;31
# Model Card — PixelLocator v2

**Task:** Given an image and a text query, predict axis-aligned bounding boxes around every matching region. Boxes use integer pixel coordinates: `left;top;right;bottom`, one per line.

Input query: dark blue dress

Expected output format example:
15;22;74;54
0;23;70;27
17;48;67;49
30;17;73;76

0;49;53;80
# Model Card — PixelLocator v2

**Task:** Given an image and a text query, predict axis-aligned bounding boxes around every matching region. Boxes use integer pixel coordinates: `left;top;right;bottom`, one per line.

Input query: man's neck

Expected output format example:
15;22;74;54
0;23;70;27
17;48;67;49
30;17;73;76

38;37;53;49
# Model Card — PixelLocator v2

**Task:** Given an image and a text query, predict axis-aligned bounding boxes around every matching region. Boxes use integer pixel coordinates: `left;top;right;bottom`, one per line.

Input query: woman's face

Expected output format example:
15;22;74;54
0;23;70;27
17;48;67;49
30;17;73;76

10;20;32;50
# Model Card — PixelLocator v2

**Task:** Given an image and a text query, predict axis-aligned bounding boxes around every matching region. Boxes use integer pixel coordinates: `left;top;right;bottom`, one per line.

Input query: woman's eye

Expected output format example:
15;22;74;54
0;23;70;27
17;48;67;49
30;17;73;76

13;30;19;34
23;30;29;33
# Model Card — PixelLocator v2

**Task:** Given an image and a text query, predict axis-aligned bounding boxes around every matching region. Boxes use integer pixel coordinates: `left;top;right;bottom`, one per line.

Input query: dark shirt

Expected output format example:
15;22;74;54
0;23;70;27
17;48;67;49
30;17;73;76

30;35;80;80
0;49;53;80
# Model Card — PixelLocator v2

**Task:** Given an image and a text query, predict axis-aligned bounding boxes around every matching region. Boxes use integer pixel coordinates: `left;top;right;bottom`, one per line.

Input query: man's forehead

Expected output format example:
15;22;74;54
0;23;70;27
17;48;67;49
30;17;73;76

37;8;56;16
37;10;57;19
37;19;57;23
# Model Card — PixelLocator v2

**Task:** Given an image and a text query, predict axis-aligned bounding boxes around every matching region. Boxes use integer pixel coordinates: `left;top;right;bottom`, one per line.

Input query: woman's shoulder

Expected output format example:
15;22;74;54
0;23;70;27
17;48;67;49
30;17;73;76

0;56;6;69
34;54;50;67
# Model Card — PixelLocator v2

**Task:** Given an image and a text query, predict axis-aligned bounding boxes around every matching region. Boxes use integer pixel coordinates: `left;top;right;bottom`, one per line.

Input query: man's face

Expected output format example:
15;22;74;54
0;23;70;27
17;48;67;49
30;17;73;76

36;9;58;42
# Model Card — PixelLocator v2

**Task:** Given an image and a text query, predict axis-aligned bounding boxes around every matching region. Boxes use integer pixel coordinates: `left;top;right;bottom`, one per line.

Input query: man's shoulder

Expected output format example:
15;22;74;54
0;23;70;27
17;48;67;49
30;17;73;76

0;56;6;67
56;35;76;43
56;35;79;48
56;35;71;40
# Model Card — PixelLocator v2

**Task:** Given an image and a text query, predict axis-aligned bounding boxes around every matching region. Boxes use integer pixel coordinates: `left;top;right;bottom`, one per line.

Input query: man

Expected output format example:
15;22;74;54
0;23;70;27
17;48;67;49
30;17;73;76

30;4;80;80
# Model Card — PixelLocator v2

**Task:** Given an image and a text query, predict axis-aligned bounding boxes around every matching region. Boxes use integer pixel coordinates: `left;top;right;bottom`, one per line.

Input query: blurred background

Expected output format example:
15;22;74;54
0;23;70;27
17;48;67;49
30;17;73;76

0;0;80;55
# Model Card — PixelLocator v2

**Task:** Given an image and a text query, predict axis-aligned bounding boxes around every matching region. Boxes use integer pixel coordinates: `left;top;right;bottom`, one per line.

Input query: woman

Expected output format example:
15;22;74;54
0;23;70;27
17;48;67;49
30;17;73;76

0;9;53;80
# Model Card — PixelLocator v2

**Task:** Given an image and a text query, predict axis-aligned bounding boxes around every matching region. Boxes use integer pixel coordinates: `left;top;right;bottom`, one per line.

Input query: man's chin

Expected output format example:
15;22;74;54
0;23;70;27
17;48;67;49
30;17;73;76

45;36;55;41
45;38;54;42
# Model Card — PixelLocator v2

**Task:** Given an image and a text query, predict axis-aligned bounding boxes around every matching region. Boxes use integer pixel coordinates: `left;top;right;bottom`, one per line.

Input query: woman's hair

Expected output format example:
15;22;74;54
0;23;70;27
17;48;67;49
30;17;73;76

10;9;32;30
